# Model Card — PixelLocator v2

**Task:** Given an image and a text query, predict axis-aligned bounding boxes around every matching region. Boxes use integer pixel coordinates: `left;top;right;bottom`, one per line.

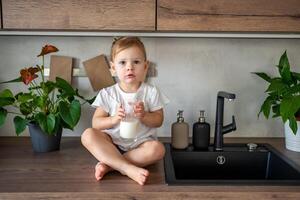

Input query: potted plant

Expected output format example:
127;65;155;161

253;51;300;152
0;44;94;152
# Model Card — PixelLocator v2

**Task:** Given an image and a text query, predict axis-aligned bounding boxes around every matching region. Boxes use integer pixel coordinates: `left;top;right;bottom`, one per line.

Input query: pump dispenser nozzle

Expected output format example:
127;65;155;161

177;110;184;122
199;110;206;123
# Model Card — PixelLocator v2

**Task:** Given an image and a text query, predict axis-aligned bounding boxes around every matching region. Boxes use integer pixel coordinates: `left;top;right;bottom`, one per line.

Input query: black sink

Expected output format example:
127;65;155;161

164;143;300;185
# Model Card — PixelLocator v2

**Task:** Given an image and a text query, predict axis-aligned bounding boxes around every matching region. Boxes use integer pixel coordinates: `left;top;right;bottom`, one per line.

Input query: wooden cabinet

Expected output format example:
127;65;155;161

2;0;155;31
157;0;300;32
2;0;300;32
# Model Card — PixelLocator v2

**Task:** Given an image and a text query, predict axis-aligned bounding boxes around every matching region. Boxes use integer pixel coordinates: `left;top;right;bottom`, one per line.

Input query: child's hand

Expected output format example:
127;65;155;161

111;104;125;125
133;101;145;119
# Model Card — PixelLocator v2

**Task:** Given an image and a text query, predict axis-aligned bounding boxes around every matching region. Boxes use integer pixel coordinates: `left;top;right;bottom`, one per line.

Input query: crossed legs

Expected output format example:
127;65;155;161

81;128;165;185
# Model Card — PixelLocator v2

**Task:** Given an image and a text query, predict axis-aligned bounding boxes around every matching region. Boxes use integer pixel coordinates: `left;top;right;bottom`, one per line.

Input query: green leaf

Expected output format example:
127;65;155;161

46;114;56;134
288;116;298;135
266;79;288;95
0;108;8;127
34;112;56;134
0;77;22;84
34;96;47;110
277;51;293;85
278;51;287;71
42;81;56;95
252;72;272;83
56;77;75;96
271;105;280;118
13;116;27;136
291;72;300;81
60;117;73;130
17;93;34;103
0;98;15;107
20;102;33;115
0;89;15;107
286;84;300;96
53;115;62;134
280;96;300;122
35;112;47;133
259;96;273;119
0;89;14;98
59;99;81;129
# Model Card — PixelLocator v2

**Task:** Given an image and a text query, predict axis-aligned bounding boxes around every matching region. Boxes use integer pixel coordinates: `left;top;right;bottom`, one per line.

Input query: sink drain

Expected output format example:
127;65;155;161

216;155;226;165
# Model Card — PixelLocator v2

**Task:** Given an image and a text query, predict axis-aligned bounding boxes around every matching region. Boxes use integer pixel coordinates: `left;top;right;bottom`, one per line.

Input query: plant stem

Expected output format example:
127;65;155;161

30;81;43;96
41;55;45;83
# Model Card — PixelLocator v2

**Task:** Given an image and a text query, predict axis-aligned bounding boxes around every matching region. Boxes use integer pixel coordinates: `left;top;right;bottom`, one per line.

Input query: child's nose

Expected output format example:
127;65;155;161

126;62;134;70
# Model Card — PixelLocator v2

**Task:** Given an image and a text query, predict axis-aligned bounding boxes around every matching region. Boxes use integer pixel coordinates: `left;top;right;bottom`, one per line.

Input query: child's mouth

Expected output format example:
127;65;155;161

126;74;135;79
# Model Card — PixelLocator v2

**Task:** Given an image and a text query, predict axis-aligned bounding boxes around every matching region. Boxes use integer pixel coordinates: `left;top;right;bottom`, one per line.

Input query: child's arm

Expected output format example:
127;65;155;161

92;105;125;130
140;109;164;128
134;102;163;128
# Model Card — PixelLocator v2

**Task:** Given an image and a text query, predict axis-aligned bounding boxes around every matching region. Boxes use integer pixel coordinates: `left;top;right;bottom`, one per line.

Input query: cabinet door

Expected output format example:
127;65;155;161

2;0;155;31
157;0;300;32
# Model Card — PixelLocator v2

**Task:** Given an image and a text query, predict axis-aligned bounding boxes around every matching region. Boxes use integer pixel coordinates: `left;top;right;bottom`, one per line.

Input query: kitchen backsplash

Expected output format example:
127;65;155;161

0;36;299;137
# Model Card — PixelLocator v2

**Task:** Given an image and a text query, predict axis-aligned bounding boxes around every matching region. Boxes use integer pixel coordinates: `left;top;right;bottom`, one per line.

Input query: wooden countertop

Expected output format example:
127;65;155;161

0;137;300;199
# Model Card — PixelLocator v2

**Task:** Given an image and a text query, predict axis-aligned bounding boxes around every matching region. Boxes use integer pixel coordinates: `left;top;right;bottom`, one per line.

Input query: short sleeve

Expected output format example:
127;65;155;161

148;86;170;112
91;89;110;113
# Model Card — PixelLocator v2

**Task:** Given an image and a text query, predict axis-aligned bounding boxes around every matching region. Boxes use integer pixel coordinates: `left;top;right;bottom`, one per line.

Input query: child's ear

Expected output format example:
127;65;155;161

144;60;149;71
110;61;117;77
143;61;150;81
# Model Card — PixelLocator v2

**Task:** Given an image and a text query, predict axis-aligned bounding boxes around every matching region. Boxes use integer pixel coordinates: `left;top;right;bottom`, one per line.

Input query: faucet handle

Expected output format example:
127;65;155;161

222;115;236;134
231;115;236;131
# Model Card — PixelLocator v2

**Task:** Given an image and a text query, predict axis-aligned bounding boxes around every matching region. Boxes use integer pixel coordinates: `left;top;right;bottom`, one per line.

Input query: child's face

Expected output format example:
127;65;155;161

111;46;148;86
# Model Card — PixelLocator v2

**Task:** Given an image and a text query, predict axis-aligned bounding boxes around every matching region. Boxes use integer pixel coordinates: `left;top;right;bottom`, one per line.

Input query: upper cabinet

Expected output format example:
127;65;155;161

2;0;300;32
2;0;155;31
157;0;300;32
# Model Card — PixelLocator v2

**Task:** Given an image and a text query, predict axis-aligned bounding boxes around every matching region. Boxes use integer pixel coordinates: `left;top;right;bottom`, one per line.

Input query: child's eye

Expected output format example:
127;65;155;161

133;60;141;65
119;61;126;65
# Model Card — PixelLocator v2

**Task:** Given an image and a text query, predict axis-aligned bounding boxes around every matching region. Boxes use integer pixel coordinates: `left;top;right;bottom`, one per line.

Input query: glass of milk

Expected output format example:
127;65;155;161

120;117;139;139
120;99;139;140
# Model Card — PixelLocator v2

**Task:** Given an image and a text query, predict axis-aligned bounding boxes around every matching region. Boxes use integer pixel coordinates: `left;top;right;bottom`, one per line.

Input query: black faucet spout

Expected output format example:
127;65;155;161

214;91;236;151
217;91;236;100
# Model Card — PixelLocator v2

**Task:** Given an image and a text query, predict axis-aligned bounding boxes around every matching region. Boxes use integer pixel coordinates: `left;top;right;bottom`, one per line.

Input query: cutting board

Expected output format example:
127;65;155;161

83;54;115;91
49;55;73;83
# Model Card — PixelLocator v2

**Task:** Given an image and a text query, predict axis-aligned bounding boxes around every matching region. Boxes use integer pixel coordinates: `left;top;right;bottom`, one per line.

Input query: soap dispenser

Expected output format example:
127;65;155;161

171;110;189;149
193;110;210;150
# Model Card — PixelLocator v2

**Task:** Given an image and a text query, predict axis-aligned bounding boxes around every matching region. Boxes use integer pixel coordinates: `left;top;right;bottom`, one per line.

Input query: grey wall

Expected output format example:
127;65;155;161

0;36;300;137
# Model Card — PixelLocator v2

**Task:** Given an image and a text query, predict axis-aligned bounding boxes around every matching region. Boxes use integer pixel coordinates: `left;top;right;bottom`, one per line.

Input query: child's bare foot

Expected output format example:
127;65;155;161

95;162;112;181
123;165;149;185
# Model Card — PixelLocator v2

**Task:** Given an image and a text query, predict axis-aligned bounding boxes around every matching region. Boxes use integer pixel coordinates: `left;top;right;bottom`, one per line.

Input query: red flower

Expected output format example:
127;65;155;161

37;45;59;57
20;67;39;85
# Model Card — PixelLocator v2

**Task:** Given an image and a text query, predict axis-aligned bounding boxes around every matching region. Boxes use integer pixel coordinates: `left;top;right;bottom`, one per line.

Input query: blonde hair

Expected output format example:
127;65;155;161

110;36;147;61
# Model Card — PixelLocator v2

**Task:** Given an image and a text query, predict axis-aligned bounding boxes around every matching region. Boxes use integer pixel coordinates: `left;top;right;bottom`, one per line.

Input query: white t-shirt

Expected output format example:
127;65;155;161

92;82;169;151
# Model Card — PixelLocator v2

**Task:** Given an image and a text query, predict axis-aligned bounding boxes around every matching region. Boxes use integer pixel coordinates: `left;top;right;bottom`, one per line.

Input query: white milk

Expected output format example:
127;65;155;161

120;118;139;139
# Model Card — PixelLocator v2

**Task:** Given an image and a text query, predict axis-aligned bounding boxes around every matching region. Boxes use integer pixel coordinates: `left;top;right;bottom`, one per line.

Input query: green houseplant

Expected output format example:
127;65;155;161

0;45;94;152
253;51;300;152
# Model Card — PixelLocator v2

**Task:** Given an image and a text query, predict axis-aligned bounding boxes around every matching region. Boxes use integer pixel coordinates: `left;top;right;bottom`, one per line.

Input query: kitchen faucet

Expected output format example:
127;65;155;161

214;91;236;151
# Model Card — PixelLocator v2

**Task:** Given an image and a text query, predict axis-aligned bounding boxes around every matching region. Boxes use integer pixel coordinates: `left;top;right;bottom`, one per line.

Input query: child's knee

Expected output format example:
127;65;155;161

81;128;96;146
146;140;165;160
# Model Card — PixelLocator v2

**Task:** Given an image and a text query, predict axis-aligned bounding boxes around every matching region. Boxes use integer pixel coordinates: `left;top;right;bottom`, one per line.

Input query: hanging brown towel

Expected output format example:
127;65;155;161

83;54;115;91
49;55;73;84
